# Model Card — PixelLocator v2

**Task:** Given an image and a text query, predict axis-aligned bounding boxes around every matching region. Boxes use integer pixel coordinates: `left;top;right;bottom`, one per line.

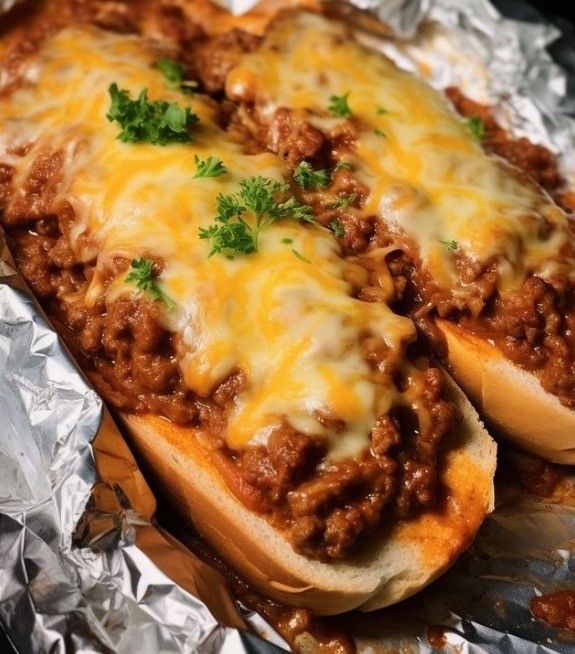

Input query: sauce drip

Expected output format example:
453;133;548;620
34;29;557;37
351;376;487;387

531;590;575;630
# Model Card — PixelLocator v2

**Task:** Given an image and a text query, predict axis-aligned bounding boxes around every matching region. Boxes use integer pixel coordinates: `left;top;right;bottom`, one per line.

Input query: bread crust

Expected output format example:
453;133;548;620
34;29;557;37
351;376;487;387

436;319;575;465
119;375;496;615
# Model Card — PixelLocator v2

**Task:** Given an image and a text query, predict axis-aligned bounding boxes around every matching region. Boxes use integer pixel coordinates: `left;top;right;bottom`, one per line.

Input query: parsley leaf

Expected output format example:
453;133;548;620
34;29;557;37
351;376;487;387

107;83;198;145
328;92;352;118
330;219;345;238
333;161;354;173
199;176;314;256
125;258;175;309
374;128;386;138
330;193;357;210
439;239;458;251
155;58;197;94
292;249;311;263
193;155;228;178
293;161;331;189
467;116;486;142
376;106;389;115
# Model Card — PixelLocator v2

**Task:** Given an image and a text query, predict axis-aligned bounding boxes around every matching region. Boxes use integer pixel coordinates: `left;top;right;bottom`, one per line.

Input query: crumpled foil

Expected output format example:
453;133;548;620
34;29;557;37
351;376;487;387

358;0;575;179
1;1;575;654
0;243;290;654
0;0;23;13
210;0;262;14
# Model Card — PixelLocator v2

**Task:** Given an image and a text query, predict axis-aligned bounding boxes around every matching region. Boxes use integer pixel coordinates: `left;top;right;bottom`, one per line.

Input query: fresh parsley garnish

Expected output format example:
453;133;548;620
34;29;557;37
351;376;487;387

439;239;458;251
330;193;357;210
467;116;486;142
374;128;386;138
330;220;345;238
376;106;389;115
281;237;294;244
293;161;331;189
292;249;310;263
125;258;175;309
333;161;354;172
107;83;198;145
193;155;228;178
328;92;352;118
198;176;314;256
155;58;197;94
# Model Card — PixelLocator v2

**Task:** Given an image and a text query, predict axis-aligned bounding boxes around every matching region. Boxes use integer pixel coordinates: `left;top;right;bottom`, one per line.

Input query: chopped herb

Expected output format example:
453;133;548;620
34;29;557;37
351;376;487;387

439;239;458;251
330;220;345;238
125;258;175;310
467;116;486;142
374;128;386;138
198;176;314;256
376;106;389;115
281;237;294;244
328;92;352;118
293;161;331;189
155;58;197;94
330;193;357;210
193;155;228;178
107;83;198;145
333;161;354;173
292;249;310;263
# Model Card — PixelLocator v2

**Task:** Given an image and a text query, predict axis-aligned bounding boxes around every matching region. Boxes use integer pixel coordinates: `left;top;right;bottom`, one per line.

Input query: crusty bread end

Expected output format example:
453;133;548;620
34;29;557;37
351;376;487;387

119;377;496;615
436;318;575;465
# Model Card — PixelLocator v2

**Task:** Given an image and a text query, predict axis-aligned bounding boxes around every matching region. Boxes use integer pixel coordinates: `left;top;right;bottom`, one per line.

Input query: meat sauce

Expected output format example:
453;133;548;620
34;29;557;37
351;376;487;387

5;211;453;561
0;8;455;563
228;65;575;411
446;89;575;409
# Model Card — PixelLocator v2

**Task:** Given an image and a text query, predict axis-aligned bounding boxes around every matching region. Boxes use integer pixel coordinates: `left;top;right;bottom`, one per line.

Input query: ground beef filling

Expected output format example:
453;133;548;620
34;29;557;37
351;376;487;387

221;57;575;409
213;362;454;560
370;221;575;409
1;15;572;558
0;135;453;560
446;87;566;200
4;219;453;561
370;223;575;409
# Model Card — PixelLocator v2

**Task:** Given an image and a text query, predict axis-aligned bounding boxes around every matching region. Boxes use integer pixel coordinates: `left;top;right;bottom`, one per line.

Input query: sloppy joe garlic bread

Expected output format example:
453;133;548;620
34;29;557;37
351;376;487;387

4;0;550;620
222;10;575;464
125;373;495;613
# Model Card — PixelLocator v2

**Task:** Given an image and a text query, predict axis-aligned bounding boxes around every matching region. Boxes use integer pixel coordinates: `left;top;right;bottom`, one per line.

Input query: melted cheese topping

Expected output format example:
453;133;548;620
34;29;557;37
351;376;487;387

226;12;571;291
0;26;416;458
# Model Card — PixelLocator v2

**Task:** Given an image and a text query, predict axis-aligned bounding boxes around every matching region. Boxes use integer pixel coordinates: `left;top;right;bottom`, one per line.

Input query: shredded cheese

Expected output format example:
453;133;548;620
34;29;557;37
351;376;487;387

0;25;416;458
226;12;572;292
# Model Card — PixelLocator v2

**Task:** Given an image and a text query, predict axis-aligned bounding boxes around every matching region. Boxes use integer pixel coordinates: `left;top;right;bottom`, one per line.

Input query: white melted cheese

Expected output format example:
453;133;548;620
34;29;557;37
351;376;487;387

0;26;416;458
226;12;571;291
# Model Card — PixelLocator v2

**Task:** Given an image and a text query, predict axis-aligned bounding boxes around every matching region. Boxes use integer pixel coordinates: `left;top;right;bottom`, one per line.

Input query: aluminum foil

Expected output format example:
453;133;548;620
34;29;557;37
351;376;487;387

210;0;261;14
2;1;575;654
342;489;575;654
356;0;575;180
0;0;24;13
0;244;289;653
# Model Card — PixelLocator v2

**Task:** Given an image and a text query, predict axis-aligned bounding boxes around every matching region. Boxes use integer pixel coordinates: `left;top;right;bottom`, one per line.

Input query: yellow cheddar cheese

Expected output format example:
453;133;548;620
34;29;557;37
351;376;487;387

226;12;571;292
0;25;417;458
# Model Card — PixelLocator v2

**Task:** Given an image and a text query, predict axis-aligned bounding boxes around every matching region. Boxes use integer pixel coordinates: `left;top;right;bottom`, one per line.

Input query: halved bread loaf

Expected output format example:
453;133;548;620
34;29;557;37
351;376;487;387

121;376;496;616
